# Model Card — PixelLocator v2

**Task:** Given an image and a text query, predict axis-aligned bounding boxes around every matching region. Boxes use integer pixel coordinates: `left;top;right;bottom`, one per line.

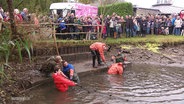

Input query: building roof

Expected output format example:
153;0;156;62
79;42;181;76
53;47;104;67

133;6;160;12
151;4;184;14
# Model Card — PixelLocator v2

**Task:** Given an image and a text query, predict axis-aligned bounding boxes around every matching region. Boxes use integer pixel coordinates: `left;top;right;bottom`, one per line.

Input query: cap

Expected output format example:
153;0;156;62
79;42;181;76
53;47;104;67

57;17;63;22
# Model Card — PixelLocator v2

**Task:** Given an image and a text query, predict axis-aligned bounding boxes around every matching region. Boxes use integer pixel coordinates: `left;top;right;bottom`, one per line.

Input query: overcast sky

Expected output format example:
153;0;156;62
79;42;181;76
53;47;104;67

125;0;184;8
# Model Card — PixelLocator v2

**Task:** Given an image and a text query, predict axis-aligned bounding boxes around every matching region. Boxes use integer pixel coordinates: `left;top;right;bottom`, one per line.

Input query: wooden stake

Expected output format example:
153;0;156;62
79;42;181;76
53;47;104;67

53;23;59;55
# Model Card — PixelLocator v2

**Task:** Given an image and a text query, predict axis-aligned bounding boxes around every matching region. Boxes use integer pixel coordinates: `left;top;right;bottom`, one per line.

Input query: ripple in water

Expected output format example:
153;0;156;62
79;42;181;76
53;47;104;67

80;64;184;104
22;64;184;104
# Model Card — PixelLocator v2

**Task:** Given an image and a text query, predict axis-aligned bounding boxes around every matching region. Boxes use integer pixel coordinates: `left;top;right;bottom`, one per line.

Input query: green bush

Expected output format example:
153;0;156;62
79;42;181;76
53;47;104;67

98;2;133;16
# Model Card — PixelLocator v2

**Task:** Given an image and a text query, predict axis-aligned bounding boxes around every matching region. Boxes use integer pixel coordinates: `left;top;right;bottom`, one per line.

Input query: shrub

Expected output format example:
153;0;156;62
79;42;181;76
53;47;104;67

98;2;133;16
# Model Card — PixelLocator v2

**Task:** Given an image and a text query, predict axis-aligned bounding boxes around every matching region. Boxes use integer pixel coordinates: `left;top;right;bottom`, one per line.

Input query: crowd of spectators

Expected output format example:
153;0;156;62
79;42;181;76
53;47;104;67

0;7;29;23
1;5;184;39
53;12;184;40
0;6;39;31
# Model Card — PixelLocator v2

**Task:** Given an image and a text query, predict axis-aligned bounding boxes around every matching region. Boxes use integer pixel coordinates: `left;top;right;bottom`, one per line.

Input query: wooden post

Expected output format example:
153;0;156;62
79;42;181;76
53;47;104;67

97;24;99;39
0;22;2;32
53;23;59;55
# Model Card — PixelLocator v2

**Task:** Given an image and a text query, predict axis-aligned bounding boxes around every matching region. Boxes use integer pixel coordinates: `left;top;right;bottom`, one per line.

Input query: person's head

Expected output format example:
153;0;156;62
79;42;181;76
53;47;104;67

111;55;116;60
103;45;108;50
71;13;74;17
111;16;115;21
118;49;122;54
177;16;180;20
23;8;28;14
54;65;61;73
55;56;63;63
62;60;68;67
14;9;19;14
106;45;111;52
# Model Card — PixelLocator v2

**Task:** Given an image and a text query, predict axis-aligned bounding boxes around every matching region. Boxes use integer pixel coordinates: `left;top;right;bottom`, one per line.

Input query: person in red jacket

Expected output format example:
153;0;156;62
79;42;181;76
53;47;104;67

107;62;123;75
52;65;77;92
90;42;108;68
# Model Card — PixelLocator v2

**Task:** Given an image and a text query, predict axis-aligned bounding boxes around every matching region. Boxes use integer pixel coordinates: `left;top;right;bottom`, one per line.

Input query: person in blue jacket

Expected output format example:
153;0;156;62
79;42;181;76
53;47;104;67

62;60;80;83
56;18;67;39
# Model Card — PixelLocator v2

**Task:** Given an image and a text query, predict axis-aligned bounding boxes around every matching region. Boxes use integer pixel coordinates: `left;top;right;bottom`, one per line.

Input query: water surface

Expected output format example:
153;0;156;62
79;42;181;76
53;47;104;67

21;64;184;104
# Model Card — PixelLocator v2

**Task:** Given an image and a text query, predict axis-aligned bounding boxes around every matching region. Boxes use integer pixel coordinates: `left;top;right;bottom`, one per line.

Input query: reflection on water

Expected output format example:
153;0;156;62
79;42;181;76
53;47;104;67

22;64;184;104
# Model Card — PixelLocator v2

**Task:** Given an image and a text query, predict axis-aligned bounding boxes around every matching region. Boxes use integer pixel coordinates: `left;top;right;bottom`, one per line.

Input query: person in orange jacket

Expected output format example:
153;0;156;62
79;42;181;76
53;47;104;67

107;62;123;75
52;65;77;92
90;42;108;68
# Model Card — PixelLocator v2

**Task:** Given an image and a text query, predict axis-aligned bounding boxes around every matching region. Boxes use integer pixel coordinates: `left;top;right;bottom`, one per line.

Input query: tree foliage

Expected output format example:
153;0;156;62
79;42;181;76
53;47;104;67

1;0;97;13
1;0;65;13
98;2;133;16
78;0;96;4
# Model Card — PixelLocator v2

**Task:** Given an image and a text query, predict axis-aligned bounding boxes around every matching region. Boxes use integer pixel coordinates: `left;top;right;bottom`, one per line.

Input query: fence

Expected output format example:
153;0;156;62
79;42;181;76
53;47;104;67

1;22;104;55
2;22;104;40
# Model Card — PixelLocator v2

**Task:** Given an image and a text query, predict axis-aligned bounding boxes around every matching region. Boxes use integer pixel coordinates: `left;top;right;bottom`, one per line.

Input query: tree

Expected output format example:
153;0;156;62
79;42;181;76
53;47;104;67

78;0;92;4
6;0;19;40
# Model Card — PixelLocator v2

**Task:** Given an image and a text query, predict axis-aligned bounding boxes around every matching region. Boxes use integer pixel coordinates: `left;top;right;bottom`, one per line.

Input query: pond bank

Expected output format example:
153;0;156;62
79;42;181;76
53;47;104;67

1;43;184;104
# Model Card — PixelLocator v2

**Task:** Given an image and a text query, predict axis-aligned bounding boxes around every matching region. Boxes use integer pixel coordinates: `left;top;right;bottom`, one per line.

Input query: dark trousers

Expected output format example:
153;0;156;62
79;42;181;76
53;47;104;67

110;27;114;37
73;73;80;83
91;50;101;67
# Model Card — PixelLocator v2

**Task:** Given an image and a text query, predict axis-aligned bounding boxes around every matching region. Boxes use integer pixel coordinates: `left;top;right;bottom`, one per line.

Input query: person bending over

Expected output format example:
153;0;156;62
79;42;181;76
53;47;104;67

62;60;80;83
90;42;109;68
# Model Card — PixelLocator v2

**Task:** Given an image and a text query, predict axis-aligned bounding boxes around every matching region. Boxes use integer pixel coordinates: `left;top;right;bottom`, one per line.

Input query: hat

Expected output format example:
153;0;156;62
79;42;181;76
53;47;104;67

57;17;63;22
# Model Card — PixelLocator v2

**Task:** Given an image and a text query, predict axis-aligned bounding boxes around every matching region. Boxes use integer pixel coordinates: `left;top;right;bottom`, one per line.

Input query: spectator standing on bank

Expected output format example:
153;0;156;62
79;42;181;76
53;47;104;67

126;15;134;37
14;9;23;23
68;13;76;39
174;16;182;35
136;15;142;36
146;18;151;35
104;15;111;37
21;8;29;22
141;17;147;37
171;14;177;35
109;16;116;38
133;16;138;36
154;19;160;35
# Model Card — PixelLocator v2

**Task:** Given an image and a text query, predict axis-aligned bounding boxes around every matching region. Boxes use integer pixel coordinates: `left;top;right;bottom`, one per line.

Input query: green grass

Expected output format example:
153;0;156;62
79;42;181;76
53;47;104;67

105;35;184;45
35;35;184;47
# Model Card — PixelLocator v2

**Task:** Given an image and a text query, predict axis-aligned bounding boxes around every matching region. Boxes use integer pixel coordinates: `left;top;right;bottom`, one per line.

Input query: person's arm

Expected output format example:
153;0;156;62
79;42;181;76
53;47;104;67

69;69;74;80
99;48;106;63
67;64;75;80
58;69;68;79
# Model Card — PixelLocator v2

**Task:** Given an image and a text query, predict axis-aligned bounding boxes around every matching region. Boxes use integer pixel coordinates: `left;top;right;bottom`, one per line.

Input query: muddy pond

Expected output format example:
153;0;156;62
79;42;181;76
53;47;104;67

18;63;184;104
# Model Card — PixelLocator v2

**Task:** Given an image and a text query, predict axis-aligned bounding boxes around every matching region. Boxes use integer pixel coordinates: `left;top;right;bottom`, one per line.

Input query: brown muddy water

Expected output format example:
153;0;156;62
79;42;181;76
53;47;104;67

16;64;184;104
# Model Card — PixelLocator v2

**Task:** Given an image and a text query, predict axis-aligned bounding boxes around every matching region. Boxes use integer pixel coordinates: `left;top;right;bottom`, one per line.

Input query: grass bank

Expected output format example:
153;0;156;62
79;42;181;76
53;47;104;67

35;35;184;47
